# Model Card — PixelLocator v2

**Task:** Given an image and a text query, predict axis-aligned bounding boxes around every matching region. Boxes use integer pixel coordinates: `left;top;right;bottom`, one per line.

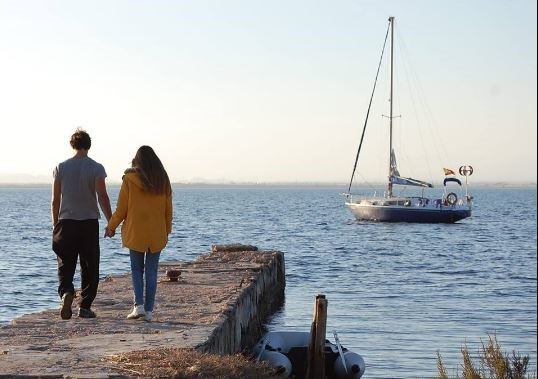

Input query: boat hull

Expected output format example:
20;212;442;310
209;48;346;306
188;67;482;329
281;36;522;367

346;203;471;223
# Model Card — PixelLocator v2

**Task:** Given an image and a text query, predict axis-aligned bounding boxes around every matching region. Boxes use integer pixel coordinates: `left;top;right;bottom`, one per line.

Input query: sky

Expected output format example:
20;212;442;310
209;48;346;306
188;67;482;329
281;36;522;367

0;0;536;184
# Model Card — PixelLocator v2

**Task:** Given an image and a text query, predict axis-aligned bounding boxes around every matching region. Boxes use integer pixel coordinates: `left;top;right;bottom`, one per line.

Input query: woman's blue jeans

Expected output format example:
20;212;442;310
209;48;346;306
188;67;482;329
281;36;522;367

129;250;161;312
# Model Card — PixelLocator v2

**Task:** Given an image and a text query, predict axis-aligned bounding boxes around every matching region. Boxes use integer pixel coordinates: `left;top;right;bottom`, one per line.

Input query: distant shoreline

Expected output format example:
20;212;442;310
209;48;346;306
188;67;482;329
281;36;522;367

0;182;536;189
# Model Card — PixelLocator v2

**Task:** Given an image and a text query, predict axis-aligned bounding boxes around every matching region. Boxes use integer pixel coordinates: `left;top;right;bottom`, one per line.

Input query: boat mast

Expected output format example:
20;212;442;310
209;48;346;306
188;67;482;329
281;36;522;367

387;16;395;198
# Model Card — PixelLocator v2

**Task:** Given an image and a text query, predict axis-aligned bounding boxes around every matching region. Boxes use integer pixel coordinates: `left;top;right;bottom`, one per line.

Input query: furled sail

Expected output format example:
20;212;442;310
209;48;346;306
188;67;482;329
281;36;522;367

390;175;433;187
390;148;400;177
390;149;433;188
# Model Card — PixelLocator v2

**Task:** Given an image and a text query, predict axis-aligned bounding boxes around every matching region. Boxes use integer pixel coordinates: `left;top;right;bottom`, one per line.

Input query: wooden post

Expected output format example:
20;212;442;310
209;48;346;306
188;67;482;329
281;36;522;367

306;294;328;379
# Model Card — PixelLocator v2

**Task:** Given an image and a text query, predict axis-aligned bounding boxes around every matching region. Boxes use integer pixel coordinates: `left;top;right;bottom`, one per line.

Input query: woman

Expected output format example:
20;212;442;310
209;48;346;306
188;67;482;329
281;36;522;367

106;146;173;322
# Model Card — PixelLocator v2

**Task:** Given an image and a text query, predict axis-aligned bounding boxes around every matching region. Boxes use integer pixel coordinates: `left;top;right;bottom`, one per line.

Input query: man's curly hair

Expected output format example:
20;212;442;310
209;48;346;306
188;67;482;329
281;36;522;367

70;128;91;150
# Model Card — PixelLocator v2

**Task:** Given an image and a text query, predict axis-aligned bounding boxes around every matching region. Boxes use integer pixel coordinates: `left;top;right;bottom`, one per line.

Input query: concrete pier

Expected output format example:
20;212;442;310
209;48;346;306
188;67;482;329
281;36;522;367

0;245;285;377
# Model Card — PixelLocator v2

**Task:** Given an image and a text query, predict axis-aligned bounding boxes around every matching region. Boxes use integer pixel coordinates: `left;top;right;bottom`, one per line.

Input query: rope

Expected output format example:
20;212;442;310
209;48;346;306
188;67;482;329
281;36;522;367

398;28;450;167
347;21;391;194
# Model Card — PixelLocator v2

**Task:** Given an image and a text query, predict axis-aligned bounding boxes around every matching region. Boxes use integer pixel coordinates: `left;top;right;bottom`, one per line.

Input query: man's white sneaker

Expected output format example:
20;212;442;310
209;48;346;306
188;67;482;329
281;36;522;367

144;311;153;322
127;305;145;319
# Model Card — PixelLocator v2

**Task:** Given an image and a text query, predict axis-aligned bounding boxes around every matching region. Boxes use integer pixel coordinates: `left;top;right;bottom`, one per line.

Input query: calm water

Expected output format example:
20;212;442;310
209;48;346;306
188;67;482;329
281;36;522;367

0;185;536;378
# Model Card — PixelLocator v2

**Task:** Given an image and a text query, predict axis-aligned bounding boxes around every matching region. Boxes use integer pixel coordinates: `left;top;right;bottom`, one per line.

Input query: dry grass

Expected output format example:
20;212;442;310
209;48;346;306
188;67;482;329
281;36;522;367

436;334;535;379
437;350;449;379
106;348;282;378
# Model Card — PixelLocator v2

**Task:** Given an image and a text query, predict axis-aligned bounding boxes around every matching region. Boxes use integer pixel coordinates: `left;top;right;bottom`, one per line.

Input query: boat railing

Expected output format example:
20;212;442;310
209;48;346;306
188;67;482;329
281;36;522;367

345;192;472;209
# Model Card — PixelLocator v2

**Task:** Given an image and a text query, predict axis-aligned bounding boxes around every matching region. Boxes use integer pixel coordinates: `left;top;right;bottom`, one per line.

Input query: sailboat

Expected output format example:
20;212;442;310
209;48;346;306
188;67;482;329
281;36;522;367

344;17;473;223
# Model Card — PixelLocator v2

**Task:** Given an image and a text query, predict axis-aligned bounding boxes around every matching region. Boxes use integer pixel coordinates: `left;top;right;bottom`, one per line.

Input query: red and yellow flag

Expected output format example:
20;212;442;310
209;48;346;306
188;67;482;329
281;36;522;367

443;168;455;175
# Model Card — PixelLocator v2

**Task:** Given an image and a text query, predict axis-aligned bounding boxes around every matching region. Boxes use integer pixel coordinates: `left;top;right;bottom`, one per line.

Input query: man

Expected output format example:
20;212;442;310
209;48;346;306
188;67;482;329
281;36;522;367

51;129;112;319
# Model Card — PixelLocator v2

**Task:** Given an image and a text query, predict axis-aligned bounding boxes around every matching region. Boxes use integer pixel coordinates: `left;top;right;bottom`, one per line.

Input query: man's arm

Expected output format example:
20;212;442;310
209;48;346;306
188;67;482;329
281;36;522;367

51;179;61;226
95;177;112;222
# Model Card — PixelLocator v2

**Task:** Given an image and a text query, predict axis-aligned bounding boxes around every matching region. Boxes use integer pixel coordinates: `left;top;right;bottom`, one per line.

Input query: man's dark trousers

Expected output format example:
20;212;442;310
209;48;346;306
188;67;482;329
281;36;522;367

52;219;100;309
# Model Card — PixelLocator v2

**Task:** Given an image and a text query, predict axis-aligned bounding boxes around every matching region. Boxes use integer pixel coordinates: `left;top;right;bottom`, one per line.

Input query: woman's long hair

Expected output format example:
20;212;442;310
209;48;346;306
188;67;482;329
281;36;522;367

126;146;171;196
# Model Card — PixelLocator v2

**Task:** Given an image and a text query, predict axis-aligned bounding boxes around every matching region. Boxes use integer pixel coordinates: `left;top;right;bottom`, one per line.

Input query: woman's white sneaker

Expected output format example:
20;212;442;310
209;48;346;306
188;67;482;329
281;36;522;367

144;311;153;322
127;305;145;319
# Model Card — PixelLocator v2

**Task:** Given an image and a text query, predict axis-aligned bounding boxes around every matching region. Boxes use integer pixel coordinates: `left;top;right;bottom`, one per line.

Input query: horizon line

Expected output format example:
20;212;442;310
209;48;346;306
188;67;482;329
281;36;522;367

0;180;536;188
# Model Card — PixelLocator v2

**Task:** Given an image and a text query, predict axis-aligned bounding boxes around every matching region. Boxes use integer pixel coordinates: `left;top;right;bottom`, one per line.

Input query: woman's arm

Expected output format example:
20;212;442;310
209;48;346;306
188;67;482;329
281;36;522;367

107;179;129;232
166;192;173;235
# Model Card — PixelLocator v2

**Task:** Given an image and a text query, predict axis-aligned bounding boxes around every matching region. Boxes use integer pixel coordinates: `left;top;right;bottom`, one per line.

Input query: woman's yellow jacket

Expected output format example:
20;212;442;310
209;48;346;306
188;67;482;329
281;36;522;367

107;173;172;253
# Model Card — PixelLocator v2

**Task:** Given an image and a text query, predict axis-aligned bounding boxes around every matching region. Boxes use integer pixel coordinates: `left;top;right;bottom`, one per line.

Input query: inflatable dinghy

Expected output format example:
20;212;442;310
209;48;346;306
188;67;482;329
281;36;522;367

253;331;365;378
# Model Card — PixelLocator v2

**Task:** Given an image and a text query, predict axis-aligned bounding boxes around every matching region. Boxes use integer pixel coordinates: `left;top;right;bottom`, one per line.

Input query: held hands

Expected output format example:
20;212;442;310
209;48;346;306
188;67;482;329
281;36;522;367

104;227;115;238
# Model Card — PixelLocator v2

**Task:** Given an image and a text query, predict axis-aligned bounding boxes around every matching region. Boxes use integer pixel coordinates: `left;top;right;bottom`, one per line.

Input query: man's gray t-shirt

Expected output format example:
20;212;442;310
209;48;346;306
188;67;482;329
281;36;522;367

53;157;107;220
